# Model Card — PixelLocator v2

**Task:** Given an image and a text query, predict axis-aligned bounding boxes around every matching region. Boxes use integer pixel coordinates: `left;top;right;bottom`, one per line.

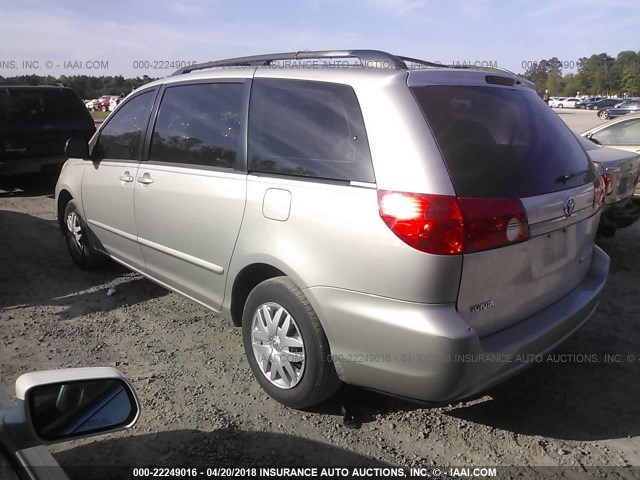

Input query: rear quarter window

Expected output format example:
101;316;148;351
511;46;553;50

248;79;374;183
411;85;594;198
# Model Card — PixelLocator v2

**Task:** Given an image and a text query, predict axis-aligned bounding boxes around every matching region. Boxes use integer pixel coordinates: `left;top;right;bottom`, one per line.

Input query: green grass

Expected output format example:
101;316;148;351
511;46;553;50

90;110;110;121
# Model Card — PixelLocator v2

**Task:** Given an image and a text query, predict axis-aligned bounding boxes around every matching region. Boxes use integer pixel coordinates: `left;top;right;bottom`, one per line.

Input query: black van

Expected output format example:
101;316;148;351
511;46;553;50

0;85;95;176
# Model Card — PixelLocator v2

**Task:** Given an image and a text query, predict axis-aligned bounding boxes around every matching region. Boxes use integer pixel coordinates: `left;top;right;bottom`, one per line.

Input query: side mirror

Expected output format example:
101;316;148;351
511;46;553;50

27;378;137;441
585;133;601;145
3;368;140;449
65;138;90;159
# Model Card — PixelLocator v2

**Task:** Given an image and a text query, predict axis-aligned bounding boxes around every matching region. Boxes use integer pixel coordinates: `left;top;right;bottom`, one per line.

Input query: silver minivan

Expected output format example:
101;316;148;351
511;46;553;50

56;50;609;408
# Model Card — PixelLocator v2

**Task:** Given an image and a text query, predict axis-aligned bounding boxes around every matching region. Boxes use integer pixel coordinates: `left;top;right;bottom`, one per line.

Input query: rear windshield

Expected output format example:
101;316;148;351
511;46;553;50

411;85;594;198
0;88;88;123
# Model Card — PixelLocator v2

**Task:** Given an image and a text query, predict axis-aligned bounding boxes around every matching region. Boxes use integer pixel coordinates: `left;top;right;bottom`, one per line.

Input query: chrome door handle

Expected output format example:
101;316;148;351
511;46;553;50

119;171;134;183
137;173;154;185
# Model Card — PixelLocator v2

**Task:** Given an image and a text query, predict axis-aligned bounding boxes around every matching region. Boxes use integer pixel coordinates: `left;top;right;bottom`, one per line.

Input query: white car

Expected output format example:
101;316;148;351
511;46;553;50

548;97;566;108
553;97;580;108
0;367;140;480
84;99;95;110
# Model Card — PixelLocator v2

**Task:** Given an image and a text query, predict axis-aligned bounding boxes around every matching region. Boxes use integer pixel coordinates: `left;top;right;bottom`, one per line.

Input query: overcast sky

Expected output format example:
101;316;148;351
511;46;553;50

1;0;638;78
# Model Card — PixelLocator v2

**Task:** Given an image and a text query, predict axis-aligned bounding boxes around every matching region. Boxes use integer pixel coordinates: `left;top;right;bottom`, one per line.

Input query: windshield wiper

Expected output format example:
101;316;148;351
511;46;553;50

556;169;589;184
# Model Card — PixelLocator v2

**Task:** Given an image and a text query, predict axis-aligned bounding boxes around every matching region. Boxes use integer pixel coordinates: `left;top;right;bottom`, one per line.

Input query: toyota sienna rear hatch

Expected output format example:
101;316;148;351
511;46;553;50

409;71;602;337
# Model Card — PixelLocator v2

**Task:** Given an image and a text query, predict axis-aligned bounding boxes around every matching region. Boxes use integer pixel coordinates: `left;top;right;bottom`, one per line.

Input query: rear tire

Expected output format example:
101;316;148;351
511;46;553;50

558;104;563;108
242;276;341;409
63;200;105;270
100;105;107;112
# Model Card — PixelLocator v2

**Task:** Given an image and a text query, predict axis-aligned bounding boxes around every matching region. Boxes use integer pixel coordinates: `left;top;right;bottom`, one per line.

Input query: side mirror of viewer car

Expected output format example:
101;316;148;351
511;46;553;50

1;367;140;449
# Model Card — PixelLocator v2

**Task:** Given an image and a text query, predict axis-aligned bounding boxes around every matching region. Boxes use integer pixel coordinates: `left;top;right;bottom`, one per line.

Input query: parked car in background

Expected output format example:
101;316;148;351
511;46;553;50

0;367;140;480
553;97;580;108
0;85;96;176
56;49;609;409
95;95;121;112
575;97;603;109
583;112;640;196
597;99;640;119
84;99;96;110
576;134;640;236
549;97;567;108
95;95;111;112
576;98;621;111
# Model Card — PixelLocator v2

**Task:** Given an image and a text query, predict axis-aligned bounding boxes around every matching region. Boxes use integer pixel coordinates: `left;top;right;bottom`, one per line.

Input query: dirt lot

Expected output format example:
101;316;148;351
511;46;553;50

1;164;640;478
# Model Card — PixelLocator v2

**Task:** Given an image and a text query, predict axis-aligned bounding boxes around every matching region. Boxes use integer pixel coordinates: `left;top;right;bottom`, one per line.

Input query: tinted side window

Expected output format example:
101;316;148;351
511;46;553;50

95;91;154;161
248;79;374;183
0;88;88;123
150;83;244;168
592;119;640;146
411;86;592;198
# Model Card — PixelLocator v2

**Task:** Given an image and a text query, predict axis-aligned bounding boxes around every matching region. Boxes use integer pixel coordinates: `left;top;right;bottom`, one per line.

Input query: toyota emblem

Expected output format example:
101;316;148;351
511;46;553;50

564;197;576;217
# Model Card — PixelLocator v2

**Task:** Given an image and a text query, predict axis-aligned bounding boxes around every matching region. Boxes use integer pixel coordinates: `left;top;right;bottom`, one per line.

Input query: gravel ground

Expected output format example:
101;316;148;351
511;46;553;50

1;172;640;479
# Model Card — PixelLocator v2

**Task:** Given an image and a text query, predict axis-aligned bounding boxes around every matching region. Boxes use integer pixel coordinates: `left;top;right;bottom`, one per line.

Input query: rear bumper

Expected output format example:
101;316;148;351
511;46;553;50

0;155;66;176
304;246;609;403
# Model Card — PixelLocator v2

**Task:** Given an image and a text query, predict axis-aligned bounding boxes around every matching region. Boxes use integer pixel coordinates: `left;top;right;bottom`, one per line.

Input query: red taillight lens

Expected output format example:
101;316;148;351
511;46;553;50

378;191;464;254
459;197;529;253
378;191;529;255
602;174;613;196
593;175;605;212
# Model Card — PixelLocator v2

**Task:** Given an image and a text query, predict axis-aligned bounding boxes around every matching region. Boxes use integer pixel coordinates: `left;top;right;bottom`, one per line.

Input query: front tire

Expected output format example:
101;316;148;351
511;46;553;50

558;104;563;108
63;200;105;269
599;110;609;120
242;277;341;408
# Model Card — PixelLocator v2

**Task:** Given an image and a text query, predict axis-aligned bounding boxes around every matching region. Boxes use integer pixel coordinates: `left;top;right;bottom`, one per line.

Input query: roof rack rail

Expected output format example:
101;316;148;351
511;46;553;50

396;56;444;68
172;50;531;86
172;50;407;75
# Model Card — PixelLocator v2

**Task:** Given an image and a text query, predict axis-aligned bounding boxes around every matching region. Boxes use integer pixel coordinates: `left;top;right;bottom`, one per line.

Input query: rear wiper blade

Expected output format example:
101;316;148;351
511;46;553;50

555;169;589;183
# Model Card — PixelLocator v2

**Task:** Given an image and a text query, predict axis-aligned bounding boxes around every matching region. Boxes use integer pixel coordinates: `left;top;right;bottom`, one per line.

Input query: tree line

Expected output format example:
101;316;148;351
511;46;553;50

521;50;640;98
0;74;158;99
2;51;639;100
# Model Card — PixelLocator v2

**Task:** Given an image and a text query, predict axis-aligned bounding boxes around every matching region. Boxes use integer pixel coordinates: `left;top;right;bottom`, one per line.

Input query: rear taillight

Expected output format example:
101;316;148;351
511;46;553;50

378;190;529;255
602;174;613;196
458;197;529;253
378;192;464;254
593;175;605;212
